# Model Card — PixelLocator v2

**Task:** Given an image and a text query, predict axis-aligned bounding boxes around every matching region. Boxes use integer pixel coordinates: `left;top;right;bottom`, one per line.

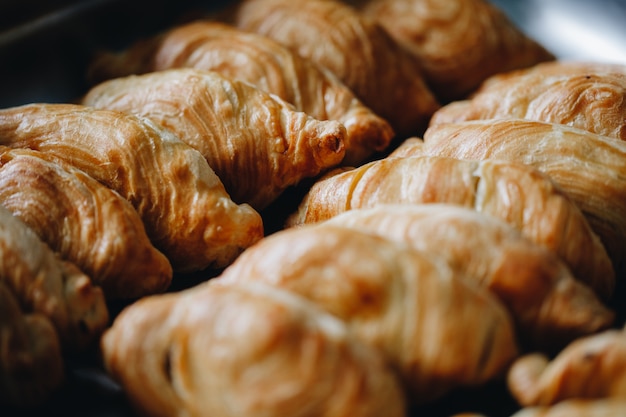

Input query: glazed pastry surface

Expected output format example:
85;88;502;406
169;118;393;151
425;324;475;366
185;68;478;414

510;399;626;417
233;0;441;138
286;155;614;299
0;103;264;272
324;204;613;351
430;61;626;140
87;20;394;165
217;225;519;403
0;146;172;299
101;281;407;417
355;0;555;102
83;68;347;209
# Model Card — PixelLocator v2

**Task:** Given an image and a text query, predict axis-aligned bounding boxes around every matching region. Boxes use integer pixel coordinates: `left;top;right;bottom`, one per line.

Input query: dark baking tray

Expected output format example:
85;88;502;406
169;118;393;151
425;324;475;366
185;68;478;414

1;1;625;416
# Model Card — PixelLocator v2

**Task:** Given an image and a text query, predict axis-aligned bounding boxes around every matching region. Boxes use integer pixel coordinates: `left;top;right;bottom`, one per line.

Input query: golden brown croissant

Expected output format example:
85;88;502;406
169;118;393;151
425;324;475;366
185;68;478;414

430;61;626;140
353;0;554;102
419;119;626;278
0;146;172;299
0;282;64;408
322;204;613;351
286;155;614;299
87;20;394;165
217;225;519;403
509;400;626;417
0;204;108;351
82;68;347;209
0;103;264;272
101;281;407;417
508;326;626;407
232;0;440;138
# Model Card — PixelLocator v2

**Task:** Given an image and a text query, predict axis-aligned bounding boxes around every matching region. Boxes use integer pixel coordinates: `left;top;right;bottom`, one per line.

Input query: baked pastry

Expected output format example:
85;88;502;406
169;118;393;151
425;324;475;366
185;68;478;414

0;103;264;272
82;68;347;209
101;281;407;417
217;225;519;403
0;282;64;408
323;204;613;351
0;146;172;299
508;326;626;406
353;0;554;102
87;20;394;165
509;400;626;417
286;155;614;299
232;0;441;138
429;61;626;140
0;204;108;351
420;118;626;278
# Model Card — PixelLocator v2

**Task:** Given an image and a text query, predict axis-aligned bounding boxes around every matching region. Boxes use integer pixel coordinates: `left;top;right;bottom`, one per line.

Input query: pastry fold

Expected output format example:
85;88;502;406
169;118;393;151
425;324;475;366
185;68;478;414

0;146;172;299
429;61;626;141
0;204;108;351
508;326;626;407
323;204;613;351
419;119;626;279
286;155;614;300
232;0;440;138
101;281;407;417
0;282;64;408
509;400;626;417
354;0;554;102
87;20;394;165
217;225;519;403
83;68;347;209
0;103;264;272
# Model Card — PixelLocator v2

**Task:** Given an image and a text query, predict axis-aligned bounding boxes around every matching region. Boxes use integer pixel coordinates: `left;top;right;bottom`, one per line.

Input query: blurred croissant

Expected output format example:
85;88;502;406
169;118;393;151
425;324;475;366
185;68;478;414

508;400;626;417
430;61;626;140
0;204;108;351
286;155;614;299
353;0;555;102
0;146;172;299
0;282;64;408
323;204;613;351
83;68;348;209
101;281;407;417
418;118;626;278
232;0;441;138
87;20;394;165
217;225;519;403
0;103;264;272
508;326;626;406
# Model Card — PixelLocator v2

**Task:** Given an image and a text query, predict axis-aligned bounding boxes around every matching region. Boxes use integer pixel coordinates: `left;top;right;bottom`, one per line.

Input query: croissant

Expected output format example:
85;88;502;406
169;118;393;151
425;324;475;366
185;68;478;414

232;0;441;138
82;68;347;209
0;204;108;351
508;326;626;406
286;155;614;299
101;281;407;417
419;119;626;278
0;103;264;272
0;146;172;299
217;225;519;403
0;282;64;408
508;400;626;417
322;204;613;351
352;0;554;102
429;61;626;141
87;20;394;165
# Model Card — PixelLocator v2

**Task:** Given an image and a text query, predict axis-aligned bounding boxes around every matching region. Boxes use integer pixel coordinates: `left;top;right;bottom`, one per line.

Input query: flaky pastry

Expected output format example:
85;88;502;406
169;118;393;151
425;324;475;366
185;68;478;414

0;146;172;299
101;281;406;417
83;68;347;209
0;103;264;272
323;204;613;351
87;20;394;165
510;400;626;417
430;61;626;140
232;0;440;138
286;155;614;299
0;204;108;351
217;225;519;403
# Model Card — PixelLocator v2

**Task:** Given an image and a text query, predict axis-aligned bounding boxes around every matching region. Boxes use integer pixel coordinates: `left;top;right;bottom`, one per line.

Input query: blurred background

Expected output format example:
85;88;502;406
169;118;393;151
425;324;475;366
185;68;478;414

0;0;625;108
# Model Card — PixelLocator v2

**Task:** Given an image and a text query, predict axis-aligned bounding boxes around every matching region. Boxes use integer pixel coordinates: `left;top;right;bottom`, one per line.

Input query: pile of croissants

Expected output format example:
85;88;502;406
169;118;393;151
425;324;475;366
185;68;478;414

2;0;626;416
